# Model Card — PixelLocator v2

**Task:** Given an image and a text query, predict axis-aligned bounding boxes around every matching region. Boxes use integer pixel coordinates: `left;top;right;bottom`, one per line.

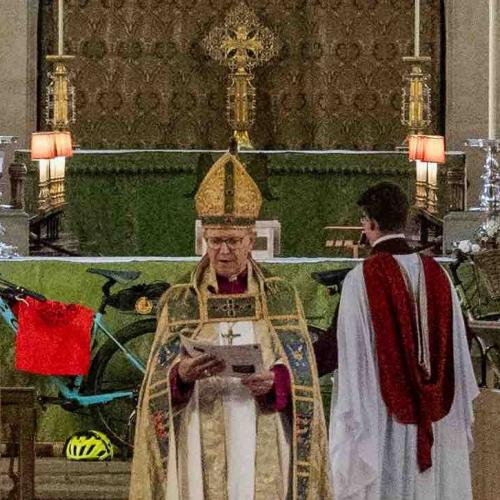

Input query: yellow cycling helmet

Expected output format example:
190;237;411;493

64;430;114;461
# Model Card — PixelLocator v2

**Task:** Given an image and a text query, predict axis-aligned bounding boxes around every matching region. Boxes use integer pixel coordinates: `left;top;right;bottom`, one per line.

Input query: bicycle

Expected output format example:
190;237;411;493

448;249;500;387
0;268;169;451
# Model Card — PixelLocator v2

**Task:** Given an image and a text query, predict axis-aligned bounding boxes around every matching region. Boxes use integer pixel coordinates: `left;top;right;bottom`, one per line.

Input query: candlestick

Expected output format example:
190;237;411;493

58;0;64;56
414;0;420;58
489;0;497;140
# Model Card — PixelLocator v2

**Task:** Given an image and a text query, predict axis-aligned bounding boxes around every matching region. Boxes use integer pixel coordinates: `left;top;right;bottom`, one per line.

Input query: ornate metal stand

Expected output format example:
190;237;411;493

465;139;500;247
466;139;500;211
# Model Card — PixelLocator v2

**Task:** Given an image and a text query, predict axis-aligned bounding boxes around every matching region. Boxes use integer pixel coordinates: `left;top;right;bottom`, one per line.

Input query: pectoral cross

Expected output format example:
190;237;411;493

221;326;241;346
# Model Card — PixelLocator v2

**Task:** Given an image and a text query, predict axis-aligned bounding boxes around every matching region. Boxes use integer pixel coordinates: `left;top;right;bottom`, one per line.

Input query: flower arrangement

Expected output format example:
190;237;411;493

476;215;500;249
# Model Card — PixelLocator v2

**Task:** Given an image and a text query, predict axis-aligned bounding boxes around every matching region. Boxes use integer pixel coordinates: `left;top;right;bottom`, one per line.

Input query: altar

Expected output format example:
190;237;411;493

16;149;466;257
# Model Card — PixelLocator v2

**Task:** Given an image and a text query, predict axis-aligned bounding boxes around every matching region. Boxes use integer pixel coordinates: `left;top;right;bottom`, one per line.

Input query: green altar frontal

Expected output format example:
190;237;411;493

18;150;466;257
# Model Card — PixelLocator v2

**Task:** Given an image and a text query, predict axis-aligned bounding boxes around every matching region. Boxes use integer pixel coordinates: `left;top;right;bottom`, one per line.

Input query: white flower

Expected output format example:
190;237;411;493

485;218;500;237
471;244;481;253
458;240;472;253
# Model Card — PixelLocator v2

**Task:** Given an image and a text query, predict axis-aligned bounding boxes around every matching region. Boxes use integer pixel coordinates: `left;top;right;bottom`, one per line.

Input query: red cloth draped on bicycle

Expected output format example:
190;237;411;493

14;297;94;376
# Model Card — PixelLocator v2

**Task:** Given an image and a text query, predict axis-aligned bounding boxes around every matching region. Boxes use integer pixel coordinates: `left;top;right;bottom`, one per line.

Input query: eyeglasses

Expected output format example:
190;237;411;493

206;237;245;250
360;215;370;224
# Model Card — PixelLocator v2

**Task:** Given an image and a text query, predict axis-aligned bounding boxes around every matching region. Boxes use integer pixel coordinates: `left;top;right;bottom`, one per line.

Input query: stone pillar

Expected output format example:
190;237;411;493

0;1;38;202
0;0;38;146
446;0;500;207
9;162;28;210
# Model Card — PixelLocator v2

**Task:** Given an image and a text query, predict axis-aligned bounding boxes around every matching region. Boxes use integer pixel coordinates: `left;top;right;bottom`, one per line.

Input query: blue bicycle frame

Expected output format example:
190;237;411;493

0;296;146;408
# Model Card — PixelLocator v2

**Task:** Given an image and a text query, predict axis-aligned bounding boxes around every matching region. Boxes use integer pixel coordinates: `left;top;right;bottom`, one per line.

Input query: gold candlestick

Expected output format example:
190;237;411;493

46;55;75;131
402;56;432;135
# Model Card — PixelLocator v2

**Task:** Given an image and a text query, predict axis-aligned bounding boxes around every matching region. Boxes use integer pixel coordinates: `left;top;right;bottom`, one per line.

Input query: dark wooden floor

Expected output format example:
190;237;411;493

0;458;130;500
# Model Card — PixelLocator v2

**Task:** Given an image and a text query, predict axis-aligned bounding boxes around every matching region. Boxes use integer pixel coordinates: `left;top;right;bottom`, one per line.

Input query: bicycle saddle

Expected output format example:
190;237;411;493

311;268;351;287
87;268;141;284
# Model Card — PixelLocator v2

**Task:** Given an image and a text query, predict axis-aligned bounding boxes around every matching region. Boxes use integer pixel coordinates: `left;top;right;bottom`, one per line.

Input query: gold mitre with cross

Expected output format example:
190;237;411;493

195;151;262;227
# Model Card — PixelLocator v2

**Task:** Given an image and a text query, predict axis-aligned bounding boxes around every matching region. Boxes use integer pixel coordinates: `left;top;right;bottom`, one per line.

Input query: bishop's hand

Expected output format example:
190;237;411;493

178;353;225;383
241;370;275;397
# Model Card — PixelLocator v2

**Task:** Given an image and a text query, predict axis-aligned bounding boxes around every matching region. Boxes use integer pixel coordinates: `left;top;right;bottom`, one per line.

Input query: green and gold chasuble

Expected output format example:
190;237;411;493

129;257;333;500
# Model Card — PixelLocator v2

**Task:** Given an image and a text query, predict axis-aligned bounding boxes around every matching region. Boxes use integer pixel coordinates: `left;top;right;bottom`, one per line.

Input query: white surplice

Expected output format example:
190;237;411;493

184;320;276;500
219;321;257;500
329;253;480;500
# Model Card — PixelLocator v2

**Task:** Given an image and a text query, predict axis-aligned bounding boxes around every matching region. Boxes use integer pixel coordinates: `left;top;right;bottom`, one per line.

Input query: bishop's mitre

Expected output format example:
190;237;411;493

195;152;262;227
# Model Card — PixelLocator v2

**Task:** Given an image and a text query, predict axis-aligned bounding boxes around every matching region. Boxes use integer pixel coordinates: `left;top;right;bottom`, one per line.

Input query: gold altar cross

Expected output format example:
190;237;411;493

203;4;278;70
202;3;279;148
221;326;241;346
220;26;264;68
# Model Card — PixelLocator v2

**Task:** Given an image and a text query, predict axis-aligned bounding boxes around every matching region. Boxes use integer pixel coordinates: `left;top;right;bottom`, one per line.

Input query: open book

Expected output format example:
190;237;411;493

180;335;264;378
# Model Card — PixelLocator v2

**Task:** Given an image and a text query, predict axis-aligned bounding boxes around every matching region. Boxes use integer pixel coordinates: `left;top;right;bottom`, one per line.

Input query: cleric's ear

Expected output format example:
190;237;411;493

370;218;380;232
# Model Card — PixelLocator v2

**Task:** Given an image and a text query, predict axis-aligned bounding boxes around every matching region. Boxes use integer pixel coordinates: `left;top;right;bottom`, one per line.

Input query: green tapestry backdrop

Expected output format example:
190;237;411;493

18;150;465;257
38;0;444;149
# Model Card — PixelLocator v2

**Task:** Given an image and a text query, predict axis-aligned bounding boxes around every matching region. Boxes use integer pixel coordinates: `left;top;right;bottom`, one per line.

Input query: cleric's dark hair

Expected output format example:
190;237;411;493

356;182;409;232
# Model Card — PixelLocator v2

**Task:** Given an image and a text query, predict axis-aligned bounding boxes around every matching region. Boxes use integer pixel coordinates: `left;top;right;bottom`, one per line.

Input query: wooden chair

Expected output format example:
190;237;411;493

324;225;364;258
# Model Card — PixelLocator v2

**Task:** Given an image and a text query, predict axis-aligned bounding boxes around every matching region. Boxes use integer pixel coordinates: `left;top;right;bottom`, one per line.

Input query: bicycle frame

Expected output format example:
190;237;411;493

0;296;146;408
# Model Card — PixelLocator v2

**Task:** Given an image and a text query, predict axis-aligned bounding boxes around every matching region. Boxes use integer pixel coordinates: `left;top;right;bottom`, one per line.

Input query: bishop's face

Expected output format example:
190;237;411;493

204;227;255;278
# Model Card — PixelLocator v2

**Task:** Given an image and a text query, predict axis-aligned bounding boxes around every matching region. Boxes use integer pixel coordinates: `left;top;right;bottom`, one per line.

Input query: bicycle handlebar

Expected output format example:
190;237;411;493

448;249;469;287
0;276;47;302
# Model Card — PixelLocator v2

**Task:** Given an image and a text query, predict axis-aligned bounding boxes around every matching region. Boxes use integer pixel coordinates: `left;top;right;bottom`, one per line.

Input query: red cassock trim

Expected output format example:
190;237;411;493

363;253;455;472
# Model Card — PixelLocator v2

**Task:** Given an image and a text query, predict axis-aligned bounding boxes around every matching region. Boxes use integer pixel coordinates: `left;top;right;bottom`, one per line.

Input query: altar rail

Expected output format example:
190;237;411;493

16;150;465;257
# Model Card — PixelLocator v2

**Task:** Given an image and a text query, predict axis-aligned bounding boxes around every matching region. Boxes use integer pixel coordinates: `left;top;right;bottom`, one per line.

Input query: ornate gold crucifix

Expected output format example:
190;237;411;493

203;3;280;149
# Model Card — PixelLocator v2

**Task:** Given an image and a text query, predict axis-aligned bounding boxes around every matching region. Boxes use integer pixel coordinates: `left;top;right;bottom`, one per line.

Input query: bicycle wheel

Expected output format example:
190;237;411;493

86;318;156;450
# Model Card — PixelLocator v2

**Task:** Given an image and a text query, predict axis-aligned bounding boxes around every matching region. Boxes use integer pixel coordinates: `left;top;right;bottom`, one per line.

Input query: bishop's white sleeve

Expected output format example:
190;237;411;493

329;265;380;500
